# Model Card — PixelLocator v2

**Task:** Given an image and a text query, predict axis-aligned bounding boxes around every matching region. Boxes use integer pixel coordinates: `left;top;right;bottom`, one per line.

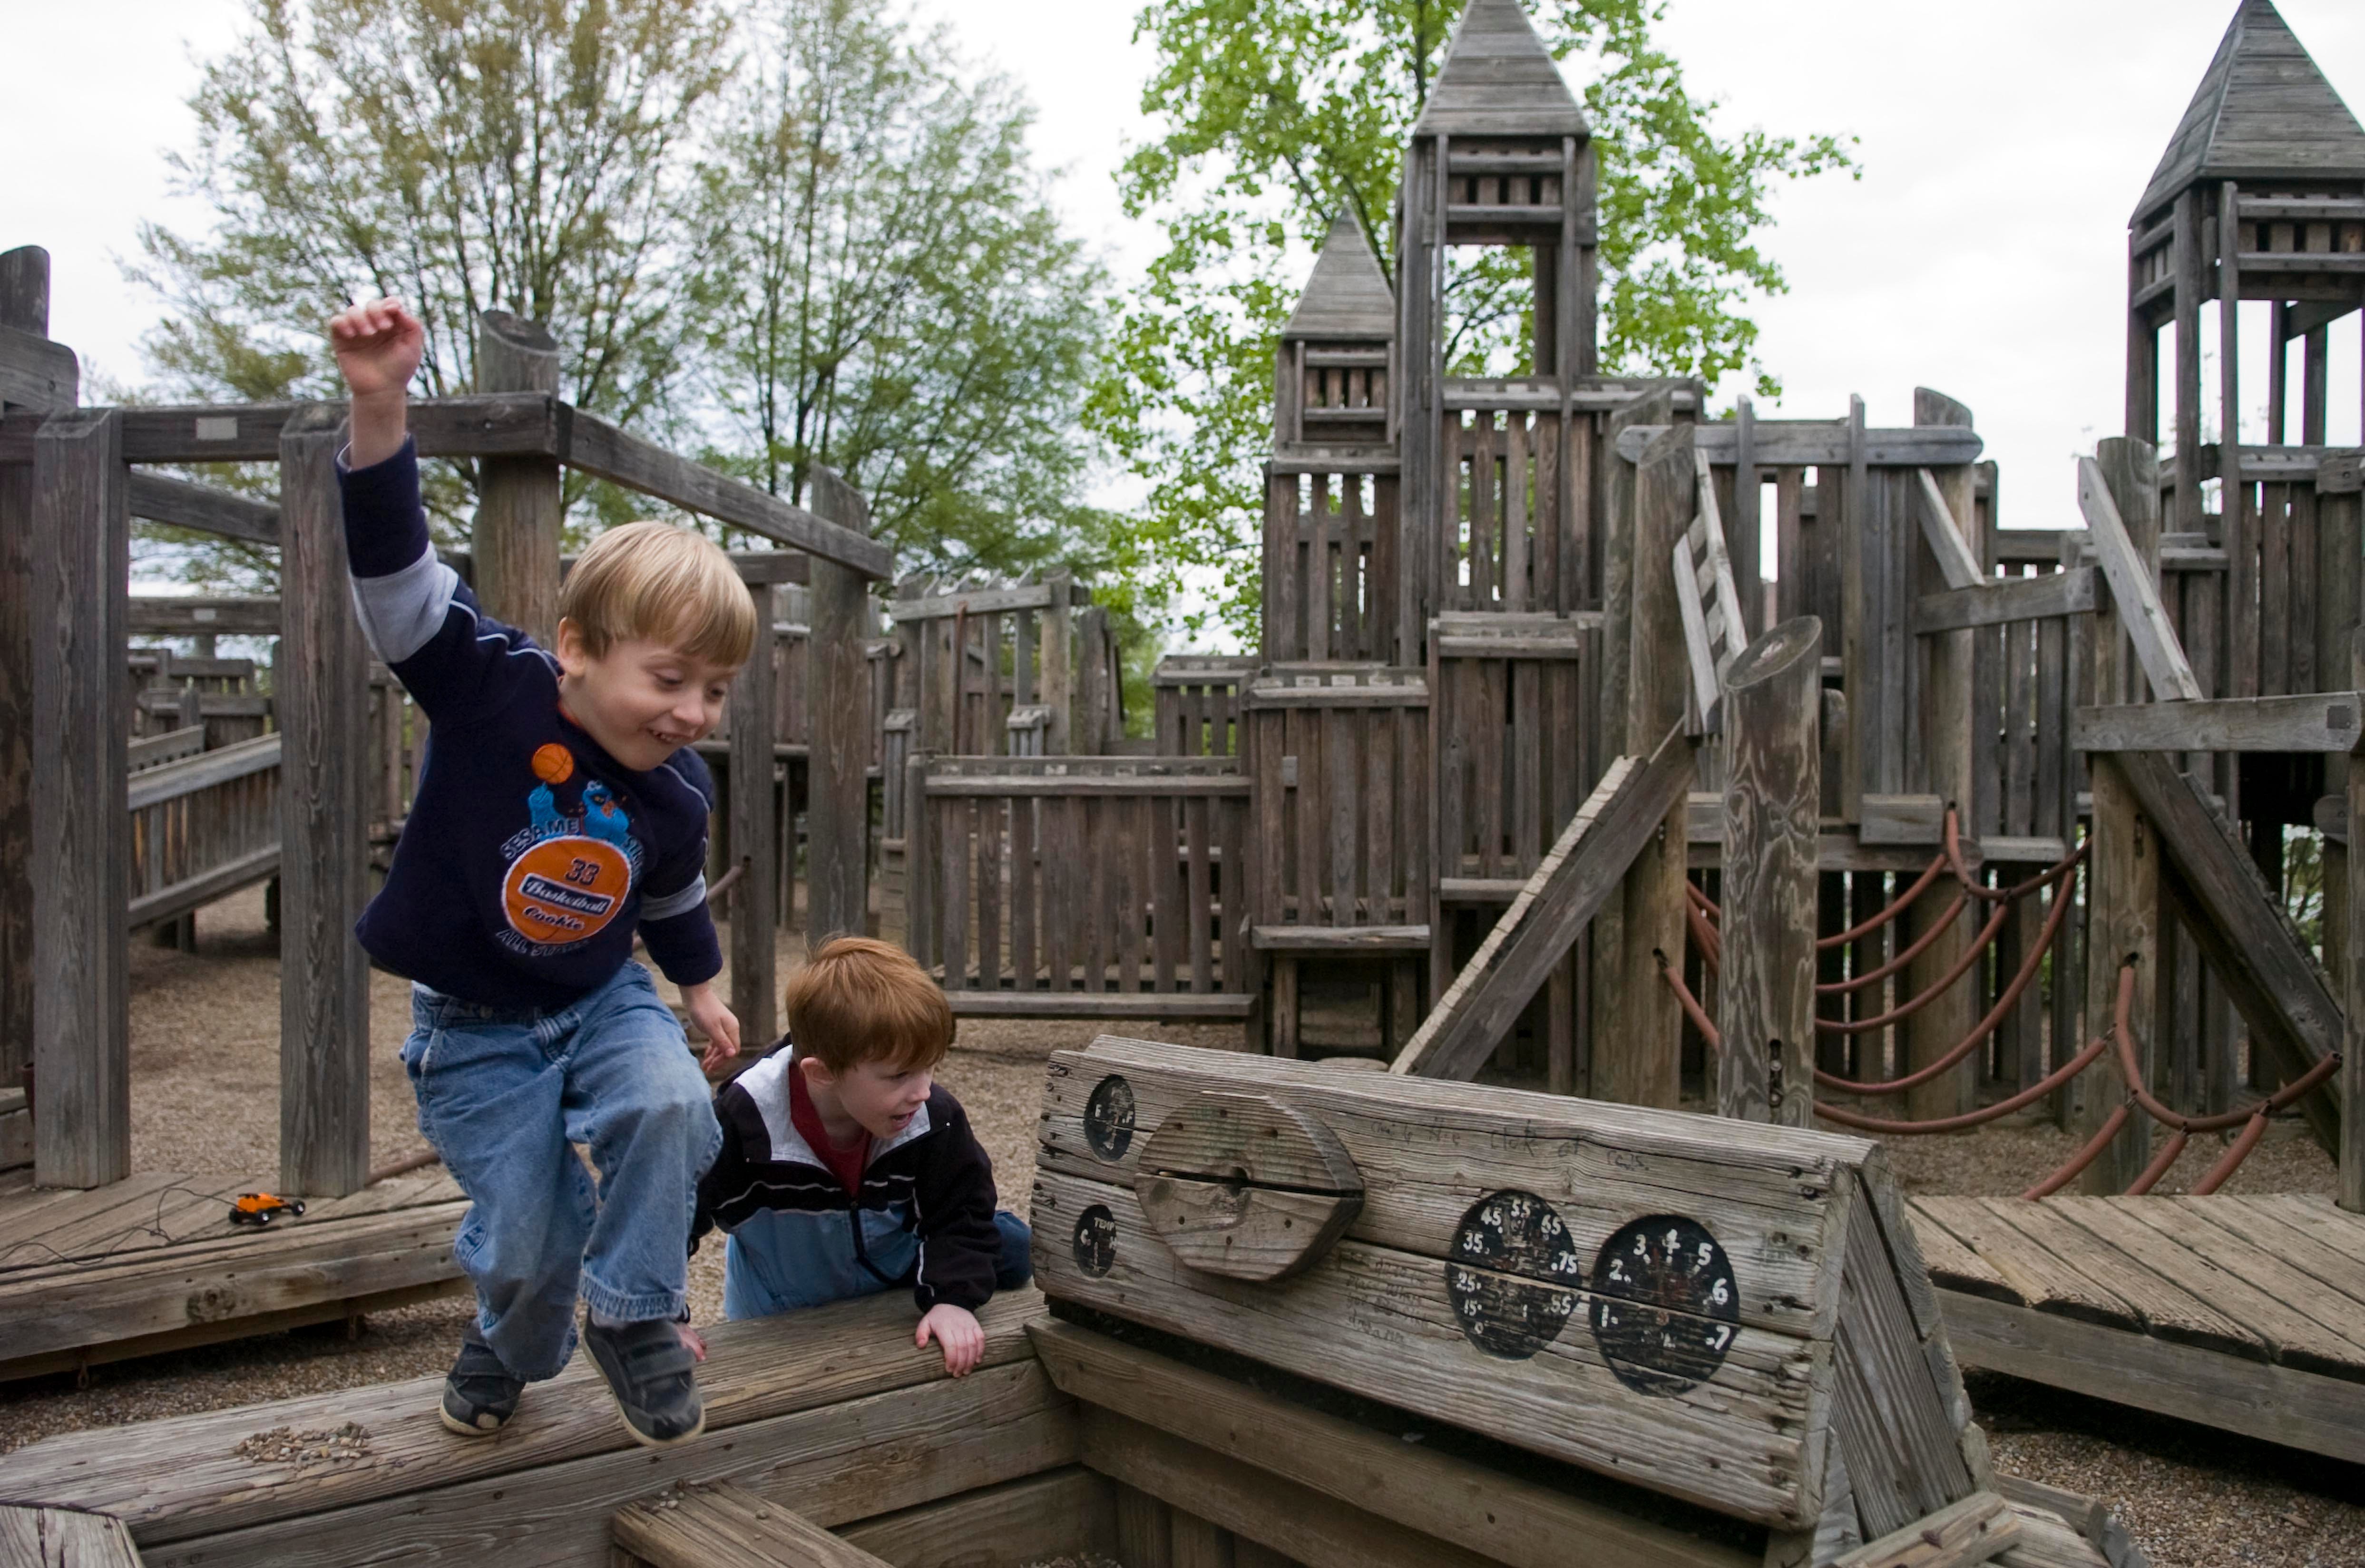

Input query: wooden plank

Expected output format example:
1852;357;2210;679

2076;456;2202;702
118;393;556;465
0;253;44;1107
1027;1319;1758;1568
560;408;889;578
1901;1201;2139;1330
1901;1203;2023;1306
2023;1199;2271;1358
807;469;871;942
922;775;1246;798
1915;569;2097;633
1914;470;1984;593
889;582;1085;620
947;993;1255;1022
0;322;78;410
1833;1492;2017;1568
1036;1168;1820;1528
29;409;131;1188
2111;751;2343;1155
1078;1409;1505;1568
2193;1198;2365;1316
1393;725;1694;1081
1832;1180;1976;1537
0;1506;144;1568
837;1470;1113;1568
1935;1287;2365;1465
469;312;564;645
274;408;371;1198
2072;691;2362;752
126;471;278;547
1;1288;1052;1547
122;596;281;635
729;580;780;1043
1615;425;1983;468
613;1480;897;1568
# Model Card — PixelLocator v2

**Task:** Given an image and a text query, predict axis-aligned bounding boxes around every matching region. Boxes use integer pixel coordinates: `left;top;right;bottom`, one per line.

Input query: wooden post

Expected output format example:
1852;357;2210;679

277;406;372;1198
2076;438;2162;1195
730;580;779;1046
1041;571;1074;754
470;312;562;647
1601;423;1692;1110
29;409;129;1188
1906;392;1981;1122
1717;617;1822;1125
1074;605;1112;754
0;246;59;1117
806;467;872;943
2344;628;2365;1212
2171;190;2204;536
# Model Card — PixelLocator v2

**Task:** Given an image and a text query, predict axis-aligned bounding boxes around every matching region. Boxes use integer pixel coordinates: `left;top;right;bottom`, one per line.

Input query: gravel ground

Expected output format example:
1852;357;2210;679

3;892;2360;1566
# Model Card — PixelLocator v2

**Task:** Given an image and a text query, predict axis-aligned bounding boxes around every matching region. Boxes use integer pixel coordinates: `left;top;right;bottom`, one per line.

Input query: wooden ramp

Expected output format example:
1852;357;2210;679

0;1166;469;1381
1909;1194;2365;1463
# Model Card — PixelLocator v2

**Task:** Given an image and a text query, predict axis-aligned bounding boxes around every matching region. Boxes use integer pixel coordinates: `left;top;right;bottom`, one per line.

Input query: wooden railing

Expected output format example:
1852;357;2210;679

126;731;281;930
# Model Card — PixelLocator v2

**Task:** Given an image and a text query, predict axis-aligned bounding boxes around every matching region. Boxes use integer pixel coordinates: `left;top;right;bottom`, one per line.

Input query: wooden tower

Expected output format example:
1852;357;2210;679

1396;0;1599;652
2127;0;2365;537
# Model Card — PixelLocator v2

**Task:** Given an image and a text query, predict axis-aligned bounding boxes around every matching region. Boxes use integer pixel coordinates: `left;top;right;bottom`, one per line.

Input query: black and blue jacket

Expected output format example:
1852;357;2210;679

337;438;722;1008
693;1042;1003;1317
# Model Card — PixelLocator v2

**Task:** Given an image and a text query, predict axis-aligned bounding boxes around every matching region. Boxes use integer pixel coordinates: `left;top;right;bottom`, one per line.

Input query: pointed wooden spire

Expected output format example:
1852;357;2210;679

2134;0;2365;223
1282;214;1395;342
1411;0;1587;140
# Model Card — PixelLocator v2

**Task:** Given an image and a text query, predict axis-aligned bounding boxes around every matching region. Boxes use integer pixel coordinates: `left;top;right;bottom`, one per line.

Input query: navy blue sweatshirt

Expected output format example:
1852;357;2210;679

338;438;723;1009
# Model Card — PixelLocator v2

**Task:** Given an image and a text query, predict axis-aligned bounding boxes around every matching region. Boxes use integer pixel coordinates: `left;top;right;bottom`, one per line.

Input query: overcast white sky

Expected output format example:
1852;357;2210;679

6;0;2363;548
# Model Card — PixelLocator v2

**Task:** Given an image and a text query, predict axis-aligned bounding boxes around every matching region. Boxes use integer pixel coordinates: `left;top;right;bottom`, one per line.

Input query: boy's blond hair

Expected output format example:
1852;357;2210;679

786;937;955;1074
558;520;756;669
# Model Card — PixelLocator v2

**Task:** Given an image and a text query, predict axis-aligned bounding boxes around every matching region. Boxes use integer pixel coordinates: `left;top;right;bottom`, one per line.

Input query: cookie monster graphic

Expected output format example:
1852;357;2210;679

580;779;636;850
495;744;648;954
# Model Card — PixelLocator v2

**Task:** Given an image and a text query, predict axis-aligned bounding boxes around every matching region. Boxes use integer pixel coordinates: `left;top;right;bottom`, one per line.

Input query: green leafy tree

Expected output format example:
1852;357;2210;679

131;0;735;584
687;0;1112;584
1094;0;1857;640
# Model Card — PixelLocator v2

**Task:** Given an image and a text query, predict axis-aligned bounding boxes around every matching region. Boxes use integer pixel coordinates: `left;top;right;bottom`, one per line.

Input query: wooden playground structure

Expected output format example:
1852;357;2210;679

3;0;2365;1560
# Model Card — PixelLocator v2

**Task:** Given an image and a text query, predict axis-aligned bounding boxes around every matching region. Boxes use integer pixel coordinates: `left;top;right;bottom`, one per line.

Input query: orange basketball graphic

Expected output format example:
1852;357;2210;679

531;743;575;784
502;836;632;945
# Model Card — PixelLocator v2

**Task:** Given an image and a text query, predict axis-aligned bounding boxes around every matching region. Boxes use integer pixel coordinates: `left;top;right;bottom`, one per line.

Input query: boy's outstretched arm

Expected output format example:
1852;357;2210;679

328;298;422;469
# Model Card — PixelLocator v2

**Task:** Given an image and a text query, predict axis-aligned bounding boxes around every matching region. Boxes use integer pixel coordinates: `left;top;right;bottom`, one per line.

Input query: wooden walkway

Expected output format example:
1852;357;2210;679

1909;1194;2365;1463
0;1166;468;1381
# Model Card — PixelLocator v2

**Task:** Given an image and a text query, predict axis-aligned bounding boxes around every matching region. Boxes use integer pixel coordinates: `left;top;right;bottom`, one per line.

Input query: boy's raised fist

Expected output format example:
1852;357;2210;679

328;297;425;399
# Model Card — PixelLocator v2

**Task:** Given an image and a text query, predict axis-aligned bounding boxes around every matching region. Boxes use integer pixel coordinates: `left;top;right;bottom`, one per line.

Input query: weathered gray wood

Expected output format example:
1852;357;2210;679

124;732;281;812
122;596;281;635
276;407;371;1198
120;392;558;465
1914;469;1984;592
807;469;871;942
730;580;779;1047
470;312;564;647
2348;633;2365;1211
1717;619;1822;1125
0;247;54;1110
0;324;79;414
29;409;131;1189
2072;691;2362;752
1833;1492;2017;1568
559;407;890;578
889;581;1087;620
2077;454;2202;703
1027;1319;1758;1568
0;1505;144;1567
2116;751;2343;1158
613;1480;895;1568
1614;425;1982;468
1393;726;1692;1081
1133;1092;1363;1281
1915;568;2097;633
835;1470;1113;1568
125;471;279;546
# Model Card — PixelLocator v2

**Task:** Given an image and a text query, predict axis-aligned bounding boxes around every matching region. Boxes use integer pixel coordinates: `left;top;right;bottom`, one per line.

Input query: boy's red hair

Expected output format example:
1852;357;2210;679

785;936;953;1073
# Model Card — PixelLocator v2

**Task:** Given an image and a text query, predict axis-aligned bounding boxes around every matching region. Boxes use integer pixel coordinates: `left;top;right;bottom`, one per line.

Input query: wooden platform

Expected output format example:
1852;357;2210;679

0;1166;469;1381
1909;1193;2365;1462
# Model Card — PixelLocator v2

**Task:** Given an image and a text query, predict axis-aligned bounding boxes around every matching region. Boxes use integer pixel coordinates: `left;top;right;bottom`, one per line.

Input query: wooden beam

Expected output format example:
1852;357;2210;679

805;468;871;942
1392;724;1693;1081
0;1506;143;1567
1076;1408;1503;1568
123;595;280;635
1614;424;1983;468
2348;630;2365;1212
1832;1491;2017;1568
2118;751;2345;1159
837;1470;1114;1568
1914;568;2095;633
1717;619;1822;1125
125;472;278;546
944;993;1254;1021
2072;692;2363;753
471;312;563;647
888;581;1087;620
1914;469;1984;592
2076;454;2202;702
0;322;78;414
559;407;891;579
30;409;130;1188
0;247;54;1124
1028;1319;1757;1568
613;1481;896;1568
730;578;779;1044
120;392;558;464
276;406;371;1198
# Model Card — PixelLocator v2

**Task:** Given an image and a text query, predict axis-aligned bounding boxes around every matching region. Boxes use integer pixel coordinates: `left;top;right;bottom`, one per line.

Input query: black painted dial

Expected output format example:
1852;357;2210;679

1446;1189;1585;1359
1587;1214;1740;1396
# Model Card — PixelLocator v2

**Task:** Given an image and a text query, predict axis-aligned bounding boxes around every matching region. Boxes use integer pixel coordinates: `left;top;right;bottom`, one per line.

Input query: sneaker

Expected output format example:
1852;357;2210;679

440;1321;525;1436
583;1315;705;1447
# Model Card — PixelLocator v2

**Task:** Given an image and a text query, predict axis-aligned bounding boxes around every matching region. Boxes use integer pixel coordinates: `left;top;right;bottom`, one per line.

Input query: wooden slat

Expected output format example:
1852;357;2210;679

0;1506;144;1567
2028;1199;2272;1359
1026;1319;1757;1568
1902;1200;2140;1330
126;471;278;546
1915;568;2097;633
2072;691;2361;752
2076;456;2203;702
613;1481;895;1568
1395;729;1692;1079
807;470;873;943
1914;470;1985;592
837;1470;1113;1568
1615;424;1983;468
1833;1491;2017;1568
1903;1203;2024;1306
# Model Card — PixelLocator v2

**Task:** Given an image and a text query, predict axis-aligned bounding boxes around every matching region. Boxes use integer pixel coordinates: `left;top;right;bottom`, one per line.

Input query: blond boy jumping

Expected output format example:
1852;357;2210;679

330;298;747;1446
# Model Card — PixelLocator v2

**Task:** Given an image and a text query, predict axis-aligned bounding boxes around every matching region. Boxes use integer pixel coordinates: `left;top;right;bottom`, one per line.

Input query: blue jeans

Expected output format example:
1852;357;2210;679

722;1210;1033;1321
402;962;721;1380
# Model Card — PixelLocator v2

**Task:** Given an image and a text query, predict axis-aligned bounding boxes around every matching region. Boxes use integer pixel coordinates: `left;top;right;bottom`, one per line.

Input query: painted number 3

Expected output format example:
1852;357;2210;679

564;858;601;886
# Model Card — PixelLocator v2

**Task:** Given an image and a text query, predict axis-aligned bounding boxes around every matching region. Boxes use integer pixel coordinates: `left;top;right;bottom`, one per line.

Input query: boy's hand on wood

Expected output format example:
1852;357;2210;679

916;1304;984;1376
327;297;425;399
684;983;741;1073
